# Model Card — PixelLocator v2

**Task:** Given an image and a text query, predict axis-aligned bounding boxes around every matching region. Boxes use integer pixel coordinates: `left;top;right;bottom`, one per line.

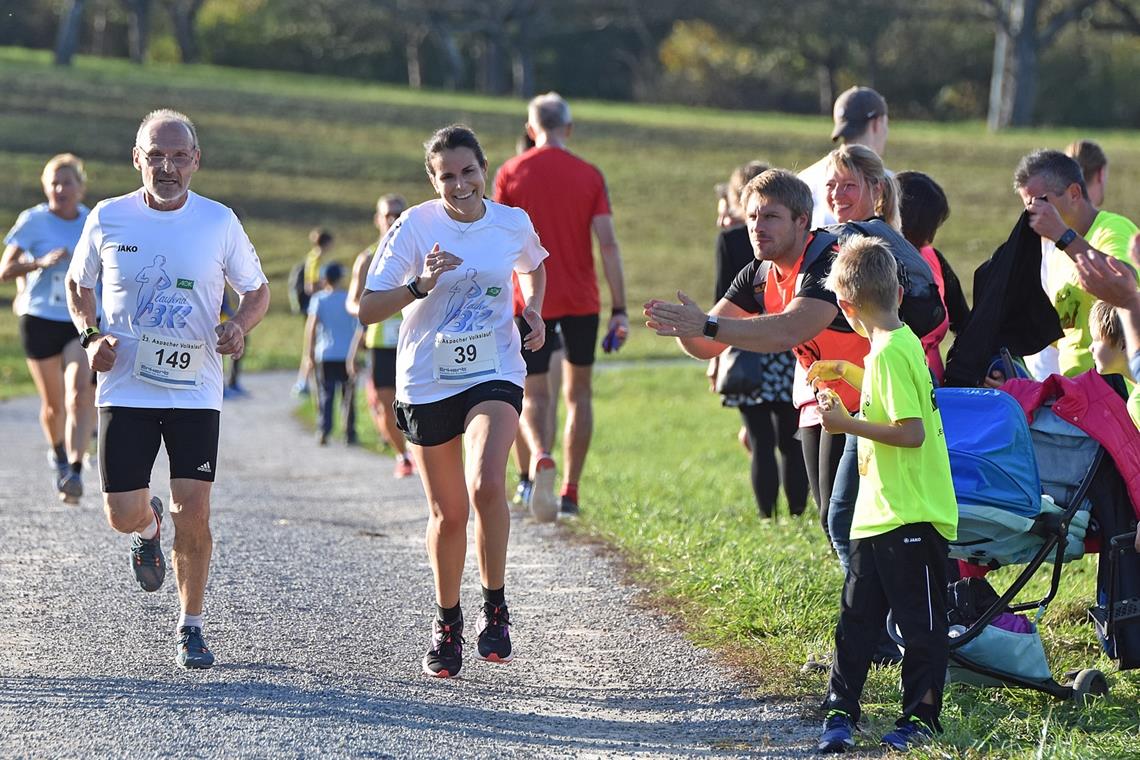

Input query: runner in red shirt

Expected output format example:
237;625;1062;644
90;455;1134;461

494;92;629;518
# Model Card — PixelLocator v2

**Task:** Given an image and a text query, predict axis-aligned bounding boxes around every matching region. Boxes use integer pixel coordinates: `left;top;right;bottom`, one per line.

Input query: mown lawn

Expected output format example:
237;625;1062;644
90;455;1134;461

4;48;1140;756
2;46;1138;395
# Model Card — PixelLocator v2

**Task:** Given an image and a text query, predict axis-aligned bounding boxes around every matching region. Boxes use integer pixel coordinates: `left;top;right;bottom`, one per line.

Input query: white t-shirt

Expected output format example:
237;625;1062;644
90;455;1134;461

68;189;268;411
365;199;548;404
1023;239;1060;379
4;202;90;321
798;155;838;230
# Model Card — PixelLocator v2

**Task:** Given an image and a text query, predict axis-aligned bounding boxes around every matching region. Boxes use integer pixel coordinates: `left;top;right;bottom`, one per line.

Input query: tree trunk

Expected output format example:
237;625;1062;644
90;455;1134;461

987;0;1043;129
54;0;88;66
123;0;152;64
433;23;464;90
167;0;204;63
405;26;427;89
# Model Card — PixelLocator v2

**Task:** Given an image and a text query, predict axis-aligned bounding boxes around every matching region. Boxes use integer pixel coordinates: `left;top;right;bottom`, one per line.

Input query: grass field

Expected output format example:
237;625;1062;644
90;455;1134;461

2;46;1139;395
5;47;1140;756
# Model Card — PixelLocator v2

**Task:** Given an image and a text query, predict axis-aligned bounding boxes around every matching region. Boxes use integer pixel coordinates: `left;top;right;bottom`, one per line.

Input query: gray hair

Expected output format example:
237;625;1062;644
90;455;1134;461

1013;149;1087;199
527;92;572;131
136;108;198;149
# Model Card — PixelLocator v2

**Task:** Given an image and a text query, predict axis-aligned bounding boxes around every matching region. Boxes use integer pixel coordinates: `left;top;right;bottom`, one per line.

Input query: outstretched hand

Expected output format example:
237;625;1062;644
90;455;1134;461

643;291;708;338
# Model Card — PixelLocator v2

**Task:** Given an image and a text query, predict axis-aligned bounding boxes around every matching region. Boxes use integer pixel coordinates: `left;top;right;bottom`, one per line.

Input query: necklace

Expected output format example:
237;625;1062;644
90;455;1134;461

446;199;485;235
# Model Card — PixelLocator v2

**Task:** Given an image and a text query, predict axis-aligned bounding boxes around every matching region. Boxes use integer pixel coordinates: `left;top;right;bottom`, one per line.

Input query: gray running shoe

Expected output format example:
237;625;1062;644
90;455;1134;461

130;497;166;592
57;470;82;504
175;626;215;669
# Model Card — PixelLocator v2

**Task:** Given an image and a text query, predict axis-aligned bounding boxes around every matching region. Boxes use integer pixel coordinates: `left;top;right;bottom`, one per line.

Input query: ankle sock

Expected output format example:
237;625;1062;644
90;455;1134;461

53;442;67;464
437;602;462;625
482;585;505;607
137;513;159;540
561;482;579;501
70;461;82;475
178;612;204;630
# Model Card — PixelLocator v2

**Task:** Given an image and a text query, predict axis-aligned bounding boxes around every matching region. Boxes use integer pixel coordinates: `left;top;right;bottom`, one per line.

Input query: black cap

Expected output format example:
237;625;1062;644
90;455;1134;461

831;87;888;142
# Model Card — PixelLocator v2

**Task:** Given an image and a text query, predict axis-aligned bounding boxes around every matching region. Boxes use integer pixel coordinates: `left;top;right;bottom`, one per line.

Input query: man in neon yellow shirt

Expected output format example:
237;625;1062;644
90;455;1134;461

1014;149;1138;376
808;236;957;752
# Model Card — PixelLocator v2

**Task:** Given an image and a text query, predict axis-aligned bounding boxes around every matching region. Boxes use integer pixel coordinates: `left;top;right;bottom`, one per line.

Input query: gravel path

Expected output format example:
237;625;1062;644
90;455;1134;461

0;371;820;758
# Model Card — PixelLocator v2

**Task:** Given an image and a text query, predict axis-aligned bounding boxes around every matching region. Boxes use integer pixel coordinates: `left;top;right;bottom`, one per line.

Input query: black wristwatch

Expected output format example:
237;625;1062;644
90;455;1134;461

406;278;429;299
1056;228;1078;251
702;314;720;339
79;326;101;348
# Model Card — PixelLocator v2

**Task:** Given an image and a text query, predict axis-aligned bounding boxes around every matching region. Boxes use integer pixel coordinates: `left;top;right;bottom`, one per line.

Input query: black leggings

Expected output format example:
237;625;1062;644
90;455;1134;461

799;423;847;539
738;402;808;518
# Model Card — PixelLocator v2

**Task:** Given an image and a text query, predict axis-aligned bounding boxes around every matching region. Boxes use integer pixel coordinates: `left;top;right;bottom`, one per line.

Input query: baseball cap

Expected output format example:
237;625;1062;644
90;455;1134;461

831;87;887;142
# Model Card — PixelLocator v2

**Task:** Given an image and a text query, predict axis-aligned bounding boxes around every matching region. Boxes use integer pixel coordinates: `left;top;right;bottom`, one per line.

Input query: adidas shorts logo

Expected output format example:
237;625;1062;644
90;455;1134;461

197;462;212;474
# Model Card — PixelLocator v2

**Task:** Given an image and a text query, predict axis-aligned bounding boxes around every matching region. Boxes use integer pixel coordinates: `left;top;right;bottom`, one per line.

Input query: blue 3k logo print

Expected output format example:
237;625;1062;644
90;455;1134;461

134;255;194;328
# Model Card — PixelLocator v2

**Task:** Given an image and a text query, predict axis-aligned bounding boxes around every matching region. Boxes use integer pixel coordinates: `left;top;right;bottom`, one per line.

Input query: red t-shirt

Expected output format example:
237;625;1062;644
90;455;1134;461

494;146;612;318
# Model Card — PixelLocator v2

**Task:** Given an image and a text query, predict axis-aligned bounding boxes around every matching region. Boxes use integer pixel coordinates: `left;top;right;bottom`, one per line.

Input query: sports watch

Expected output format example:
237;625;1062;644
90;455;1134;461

1055;228;1078;251
702;314;720;339
79;326;101;348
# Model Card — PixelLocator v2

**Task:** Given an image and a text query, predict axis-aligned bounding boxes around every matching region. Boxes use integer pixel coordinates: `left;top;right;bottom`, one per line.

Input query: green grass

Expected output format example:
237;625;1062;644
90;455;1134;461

2;46;1139;397
4;48;1140;755
578;362;1140;758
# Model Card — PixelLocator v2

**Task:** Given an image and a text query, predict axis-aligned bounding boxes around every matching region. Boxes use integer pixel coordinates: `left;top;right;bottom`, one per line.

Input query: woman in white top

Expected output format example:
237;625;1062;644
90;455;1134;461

0;154;95;503
360;125;547;679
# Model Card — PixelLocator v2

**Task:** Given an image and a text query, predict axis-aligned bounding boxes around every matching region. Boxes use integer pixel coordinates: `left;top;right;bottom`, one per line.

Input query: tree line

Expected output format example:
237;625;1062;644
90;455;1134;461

4;0;1138;128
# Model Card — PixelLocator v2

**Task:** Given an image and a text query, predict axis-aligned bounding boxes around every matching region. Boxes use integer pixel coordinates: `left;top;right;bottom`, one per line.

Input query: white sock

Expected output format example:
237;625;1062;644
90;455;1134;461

136;513;158;540
178;612;204;630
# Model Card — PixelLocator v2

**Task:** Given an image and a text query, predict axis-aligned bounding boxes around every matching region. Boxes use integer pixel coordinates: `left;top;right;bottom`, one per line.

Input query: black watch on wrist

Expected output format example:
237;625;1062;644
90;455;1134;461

406;278;429;299
1056;228;1078;251
702;314;719;339
79;326;101;348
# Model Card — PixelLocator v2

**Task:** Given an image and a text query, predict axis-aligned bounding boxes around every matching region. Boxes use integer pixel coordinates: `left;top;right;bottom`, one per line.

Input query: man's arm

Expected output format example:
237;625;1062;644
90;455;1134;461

645;292;838;359
592;214;629;345
216;282;270;359
345;250;370;317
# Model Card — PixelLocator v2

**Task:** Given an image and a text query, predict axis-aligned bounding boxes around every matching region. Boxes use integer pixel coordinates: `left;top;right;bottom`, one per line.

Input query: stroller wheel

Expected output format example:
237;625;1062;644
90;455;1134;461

1070;669;1109;704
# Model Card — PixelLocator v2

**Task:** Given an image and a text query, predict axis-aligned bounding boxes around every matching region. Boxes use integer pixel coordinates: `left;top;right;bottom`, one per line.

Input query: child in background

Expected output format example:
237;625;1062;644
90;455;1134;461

303;262;360;445
292;227;336;395
806;236;958;753
1088;299;1140;427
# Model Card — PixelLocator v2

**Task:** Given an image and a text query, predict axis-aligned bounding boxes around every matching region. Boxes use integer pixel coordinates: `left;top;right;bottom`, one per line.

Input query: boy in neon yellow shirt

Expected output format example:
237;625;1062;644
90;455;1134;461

808;236;958;753
1088;299;1140;427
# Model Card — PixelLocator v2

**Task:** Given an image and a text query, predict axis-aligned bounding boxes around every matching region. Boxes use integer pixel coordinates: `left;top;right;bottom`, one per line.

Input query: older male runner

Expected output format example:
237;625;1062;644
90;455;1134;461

66;109;270;669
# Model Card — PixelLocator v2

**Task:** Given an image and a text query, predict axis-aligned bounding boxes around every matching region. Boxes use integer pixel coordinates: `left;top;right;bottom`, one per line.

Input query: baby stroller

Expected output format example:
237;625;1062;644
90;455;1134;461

893;383;1139;702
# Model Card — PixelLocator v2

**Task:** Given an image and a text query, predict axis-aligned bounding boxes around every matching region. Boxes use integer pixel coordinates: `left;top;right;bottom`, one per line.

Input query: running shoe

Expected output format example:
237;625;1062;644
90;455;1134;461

880;717;933;752
394;456;415;479
512;479;532;511
529;455;558;523
422;618;463;678
559;495;580;516
817;710;856;753
130;497;166;592
57;470;83;504
475;602;512;663
175;625;215;669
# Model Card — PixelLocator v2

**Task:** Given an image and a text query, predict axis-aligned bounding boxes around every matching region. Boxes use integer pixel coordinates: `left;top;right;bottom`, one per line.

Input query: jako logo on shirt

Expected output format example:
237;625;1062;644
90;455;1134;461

117;244;139;252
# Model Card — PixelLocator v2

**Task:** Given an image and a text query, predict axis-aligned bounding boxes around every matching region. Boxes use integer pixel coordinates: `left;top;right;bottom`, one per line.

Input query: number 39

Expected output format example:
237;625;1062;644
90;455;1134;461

453;344;477;363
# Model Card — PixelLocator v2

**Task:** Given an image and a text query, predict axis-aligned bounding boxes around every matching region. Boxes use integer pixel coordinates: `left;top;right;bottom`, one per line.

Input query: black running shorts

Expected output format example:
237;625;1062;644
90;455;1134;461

370;347;397;389
98;406;220;493
516;313;598;374
20;314;80;360
394;380;522;447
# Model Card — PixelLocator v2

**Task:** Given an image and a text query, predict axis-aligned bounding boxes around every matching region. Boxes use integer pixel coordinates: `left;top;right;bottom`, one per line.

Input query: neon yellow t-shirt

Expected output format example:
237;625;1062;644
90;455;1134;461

1048;210;1140;376
851;326;958;541
1127;380;1140;430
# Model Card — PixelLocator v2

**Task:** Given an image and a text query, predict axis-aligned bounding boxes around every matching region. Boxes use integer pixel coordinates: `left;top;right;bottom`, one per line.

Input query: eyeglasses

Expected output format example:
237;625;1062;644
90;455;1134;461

136;147;196;169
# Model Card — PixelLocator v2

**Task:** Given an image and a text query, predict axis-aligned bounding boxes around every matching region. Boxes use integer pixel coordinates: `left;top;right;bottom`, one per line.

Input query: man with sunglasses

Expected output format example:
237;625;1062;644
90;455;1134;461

66;109;269;669
1013;149;1137;377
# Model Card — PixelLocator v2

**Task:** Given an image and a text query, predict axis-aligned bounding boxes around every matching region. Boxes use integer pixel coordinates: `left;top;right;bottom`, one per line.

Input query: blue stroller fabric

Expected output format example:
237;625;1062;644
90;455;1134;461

948;622;1053;687
938;387;1041;518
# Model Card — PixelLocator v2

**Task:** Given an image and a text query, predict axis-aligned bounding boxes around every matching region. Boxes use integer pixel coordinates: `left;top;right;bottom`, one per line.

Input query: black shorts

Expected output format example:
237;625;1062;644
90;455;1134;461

98;406;221;493
370;347;397;389
394;380;522;447
517;313;599;374
20;314;80;360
